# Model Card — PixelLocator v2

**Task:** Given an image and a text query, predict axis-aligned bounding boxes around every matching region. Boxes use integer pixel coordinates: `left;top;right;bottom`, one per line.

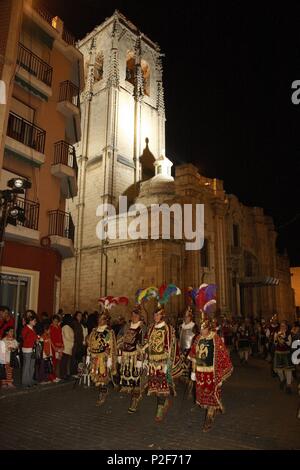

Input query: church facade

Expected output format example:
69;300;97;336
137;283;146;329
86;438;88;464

61;11;295;322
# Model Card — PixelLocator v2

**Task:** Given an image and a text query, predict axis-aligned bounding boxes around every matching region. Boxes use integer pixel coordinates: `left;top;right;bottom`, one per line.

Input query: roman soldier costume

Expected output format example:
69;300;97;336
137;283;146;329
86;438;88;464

136;284;182;422
273;322;294;393
118;306;146;413
236;323;251;364
188;318;233;432
179;309;197;354
143;305;182;422
222;320;234;354
87;313;117;405
179;306;198;396
266;314;279;376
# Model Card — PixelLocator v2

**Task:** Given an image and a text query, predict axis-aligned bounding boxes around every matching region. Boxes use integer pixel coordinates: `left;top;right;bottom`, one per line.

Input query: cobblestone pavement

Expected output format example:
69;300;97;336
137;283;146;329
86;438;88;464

0;356;299;450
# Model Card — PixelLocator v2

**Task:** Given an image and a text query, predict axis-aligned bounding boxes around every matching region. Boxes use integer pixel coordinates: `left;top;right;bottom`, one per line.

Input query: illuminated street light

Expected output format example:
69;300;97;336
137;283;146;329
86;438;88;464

8;207;20;218
7;177;31;190
0;178;32;265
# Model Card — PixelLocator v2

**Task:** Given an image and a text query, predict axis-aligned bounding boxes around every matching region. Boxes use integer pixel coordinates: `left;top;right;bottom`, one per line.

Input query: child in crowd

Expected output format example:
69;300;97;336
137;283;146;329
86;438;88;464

37;322;59;383
21;311;38;387
0;327;19;388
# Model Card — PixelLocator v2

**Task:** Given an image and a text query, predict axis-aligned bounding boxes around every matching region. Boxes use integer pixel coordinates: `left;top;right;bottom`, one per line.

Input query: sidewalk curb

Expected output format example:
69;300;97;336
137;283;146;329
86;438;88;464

0;380;75;400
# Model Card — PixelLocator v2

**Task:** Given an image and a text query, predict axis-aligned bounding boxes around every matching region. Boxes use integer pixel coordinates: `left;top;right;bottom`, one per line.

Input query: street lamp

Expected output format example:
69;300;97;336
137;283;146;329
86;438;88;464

7;177;31;191
0;177;32;266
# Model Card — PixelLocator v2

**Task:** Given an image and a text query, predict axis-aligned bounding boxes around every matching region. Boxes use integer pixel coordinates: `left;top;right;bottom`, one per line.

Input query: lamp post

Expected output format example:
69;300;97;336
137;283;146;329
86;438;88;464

0;177;32;267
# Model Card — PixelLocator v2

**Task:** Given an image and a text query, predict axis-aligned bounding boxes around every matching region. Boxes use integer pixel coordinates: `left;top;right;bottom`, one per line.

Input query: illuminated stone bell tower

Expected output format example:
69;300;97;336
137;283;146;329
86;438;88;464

62;10;166;310
77;10;165;204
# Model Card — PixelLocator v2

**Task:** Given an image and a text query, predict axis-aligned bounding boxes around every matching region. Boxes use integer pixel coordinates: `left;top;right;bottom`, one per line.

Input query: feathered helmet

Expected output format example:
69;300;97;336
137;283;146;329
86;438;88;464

154;303;165;317
270;313;279;324
200;318;212;330
135;286;159;305
195;284;217;319
185;287;198;307
132;304;142;317
185;306;193;315
98;296;129;313
99;312;110;324
136;284;181;318
192;283;218;331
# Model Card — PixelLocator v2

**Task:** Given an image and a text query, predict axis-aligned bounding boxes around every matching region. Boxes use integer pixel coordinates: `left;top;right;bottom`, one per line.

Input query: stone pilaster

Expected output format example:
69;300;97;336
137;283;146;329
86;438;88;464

213;201;229;314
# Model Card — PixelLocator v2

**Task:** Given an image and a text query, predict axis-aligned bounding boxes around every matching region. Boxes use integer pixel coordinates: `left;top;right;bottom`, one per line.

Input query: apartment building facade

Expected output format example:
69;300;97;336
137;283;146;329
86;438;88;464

0;0;83;317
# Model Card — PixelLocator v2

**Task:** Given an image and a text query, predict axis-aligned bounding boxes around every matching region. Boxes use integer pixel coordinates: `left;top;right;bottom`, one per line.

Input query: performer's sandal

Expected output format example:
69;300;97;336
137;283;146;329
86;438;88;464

203;410;215;432
155;404;165;422
203;417;213;432
128;395;141;413
155;399;172;422
96;392;107;406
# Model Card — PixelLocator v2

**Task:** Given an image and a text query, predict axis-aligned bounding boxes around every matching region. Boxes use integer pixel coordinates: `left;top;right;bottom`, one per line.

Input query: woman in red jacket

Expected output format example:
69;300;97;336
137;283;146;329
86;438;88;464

50;315;63;379
21;310;38;387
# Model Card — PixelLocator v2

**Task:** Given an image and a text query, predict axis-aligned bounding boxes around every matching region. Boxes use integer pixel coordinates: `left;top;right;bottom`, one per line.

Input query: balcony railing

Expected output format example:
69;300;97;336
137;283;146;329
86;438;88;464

48;210;75;243
62;28;76;46
32;2;54;26
17;43;53;87
32;2;76;46
7;197;39;231
7;112;46;154
58;81;80;108
53;141;78;175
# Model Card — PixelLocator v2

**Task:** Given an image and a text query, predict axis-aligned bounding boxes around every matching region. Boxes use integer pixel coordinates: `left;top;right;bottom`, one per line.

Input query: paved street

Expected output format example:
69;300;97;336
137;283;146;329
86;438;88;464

0;356;300;450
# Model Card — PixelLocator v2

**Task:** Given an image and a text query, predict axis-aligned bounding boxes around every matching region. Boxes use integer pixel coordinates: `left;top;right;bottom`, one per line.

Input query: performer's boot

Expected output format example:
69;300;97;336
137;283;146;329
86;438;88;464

155;397;166;422
162;397;172;415
187;380;194;399
285;385;292;395
96;386;108;406
203;407;215;432
279;379;285;391
155;396;172;422
128;390;141;413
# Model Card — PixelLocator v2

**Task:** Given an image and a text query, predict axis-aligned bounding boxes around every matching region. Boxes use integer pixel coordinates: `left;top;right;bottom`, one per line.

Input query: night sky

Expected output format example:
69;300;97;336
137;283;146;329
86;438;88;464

43;0;300;265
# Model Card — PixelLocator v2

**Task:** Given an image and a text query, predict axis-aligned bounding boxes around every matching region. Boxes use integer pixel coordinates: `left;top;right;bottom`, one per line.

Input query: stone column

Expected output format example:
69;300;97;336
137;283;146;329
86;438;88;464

213;202;229;313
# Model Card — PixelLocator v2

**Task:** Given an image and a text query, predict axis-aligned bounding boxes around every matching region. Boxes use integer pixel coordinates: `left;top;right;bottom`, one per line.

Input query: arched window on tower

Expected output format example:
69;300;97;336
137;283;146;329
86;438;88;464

141;59;150;96
126;51;135;85
94;52;104;82
244;251;258;277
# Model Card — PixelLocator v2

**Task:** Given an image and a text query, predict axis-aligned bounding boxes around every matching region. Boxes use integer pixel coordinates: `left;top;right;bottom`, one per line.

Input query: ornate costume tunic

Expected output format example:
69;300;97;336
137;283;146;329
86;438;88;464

236;327;251;351
179;321;197;353
144;321;182;397
118;321;145;393
88;325;117;386
188;331;233;410
273;331;293;369
179;320;197;381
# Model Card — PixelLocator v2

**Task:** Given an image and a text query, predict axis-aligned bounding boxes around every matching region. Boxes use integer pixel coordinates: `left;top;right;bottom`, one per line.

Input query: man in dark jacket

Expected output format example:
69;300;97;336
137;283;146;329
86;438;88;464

87;311;99;334
71;311;84;375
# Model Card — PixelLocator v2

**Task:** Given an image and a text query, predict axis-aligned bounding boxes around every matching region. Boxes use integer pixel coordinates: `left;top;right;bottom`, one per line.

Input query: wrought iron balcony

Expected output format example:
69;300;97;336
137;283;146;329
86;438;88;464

62;28;76;47
7;197;39;231
32;2;76;46
17;43;53;87
32;2;54;26
48;210;75;243
58;81;79;107
53;141;78;176
7;112;46;154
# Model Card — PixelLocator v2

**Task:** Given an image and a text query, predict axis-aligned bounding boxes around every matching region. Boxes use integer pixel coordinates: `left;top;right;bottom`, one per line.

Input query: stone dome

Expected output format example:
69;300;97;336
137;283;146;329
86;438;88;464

135;154;175;205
